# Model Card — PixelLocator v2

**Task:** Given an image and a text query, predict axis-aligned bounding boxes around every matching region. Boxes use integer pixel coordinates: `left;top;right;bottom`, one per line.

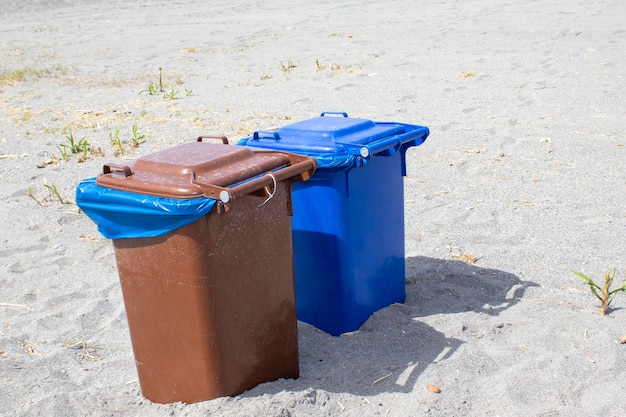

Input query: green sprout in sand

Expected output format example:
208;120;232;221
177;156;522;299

110;128;124;156
57;130;91;162
166;84;179;100
573;269;626;316
139;67;164;95
130;123;146;148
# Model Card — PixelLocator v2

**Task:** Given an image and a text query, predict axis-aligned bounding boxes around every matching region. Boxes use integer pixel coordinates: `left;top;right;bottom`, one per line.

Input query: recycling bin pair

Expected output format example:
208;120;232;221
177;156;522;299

76;113;429;404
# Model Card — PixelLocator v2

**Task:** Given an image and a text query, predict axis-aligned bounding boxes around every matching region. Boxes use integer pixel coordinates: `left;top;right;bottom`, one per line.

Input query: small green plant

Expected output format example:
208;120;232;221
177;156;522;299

280;59;297;72
56;143;70;161
57;130;78;161
139;67;164;95
26;185;44;206
64;129;79;152
130;123;146;148
27;181;71;205
315;60;342;73
166;85;179;100
110;128;124;156
139;68;190;99
44;181;66;204
573;269;626;316
76;138;91;162
139;82;159;95
57;131;91;162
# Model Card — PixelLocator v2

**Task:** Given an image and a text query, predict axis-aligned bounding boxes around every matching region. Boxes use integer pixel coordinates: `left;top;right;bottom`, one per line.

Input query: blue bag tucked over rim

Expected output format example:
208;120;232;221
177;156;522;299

76;178;216;239
75;140;316;240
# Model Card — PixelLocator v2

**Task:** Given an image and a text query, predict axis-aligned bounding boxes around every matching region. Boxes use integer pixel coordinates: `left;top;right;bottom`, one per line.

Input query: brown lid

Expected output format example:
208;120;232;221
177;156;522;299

96;142;316;201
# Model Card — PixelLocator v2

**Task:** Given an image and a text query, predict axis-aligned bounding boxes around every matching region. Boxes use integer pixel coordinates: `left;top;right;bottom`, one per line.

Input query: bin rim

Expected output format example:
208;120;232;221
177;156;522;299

95;142;316;204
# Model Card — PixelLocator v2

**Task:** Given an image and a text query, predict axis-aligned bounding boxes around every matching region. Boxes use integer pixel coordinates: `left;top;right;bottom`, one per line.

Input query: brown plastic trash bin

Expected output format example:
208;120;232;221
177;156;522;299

95;140;316;404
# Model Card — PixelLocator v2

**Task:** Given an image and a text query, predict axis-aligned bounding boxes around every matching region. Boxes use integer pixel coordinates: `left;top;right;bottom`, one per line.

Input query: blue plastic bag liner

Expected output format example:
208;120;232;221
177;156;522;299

76;177;217;239
76;141;316;240
238;112;430;172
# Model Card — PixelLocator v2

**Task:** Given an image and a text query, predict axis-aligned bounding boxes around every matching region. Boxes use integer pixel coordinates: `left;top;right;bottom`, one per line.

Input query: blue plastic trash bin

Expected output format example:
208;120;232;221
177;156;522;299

239;112;429;335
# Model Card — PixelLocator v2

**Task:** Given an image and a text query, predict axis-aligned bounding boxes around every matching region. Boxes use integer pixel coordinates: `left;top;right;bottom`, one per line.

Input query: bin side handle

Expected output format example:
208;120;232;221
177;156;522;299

197;135;229;144
102;163;133;177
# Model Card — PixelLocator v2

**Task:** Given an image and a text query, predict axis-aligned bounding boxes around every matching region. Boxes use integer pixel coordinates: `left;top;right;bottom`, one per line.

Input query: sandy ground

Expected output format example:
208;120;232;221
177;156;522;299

1;0;625;416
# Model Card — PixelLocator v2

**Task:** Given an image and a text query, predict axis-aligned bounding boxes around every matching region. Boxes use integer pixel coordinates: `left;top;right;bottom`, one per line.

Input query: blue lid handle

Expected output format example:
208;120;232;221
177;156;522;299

337;124;429;171
253;130;280;141
363;126;429;157
362;135;403;157
320;111;348;118
339;134;403;159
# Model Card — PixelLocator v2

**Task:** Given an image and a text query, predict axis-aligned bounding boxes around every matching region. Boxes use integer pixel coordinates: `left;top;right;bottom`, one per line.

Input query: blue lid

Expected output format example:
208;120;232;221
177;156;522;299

239;112;429;170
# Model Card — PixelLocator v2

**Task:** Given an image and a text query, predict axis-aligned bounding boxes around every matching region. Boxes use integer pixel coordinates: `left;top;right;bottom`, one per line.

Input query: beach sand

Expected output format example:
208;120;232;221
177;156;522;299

1;1;625;415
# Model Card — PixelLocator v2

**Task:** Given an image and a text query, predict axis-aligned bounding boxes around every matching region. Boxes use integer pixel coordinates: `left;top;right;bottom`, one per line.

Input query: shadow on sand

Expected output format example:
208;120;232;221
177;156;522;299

244;256;539;398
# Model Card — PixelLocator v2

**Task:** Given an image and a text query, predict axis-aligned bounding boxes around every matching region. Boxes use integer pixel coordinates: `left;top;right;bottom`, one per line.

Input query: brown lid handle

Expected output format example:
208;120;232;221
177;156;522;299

197;135;229;144
191;159;316;204
227;160;316;200
102;163;133;177
246;149;317;182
